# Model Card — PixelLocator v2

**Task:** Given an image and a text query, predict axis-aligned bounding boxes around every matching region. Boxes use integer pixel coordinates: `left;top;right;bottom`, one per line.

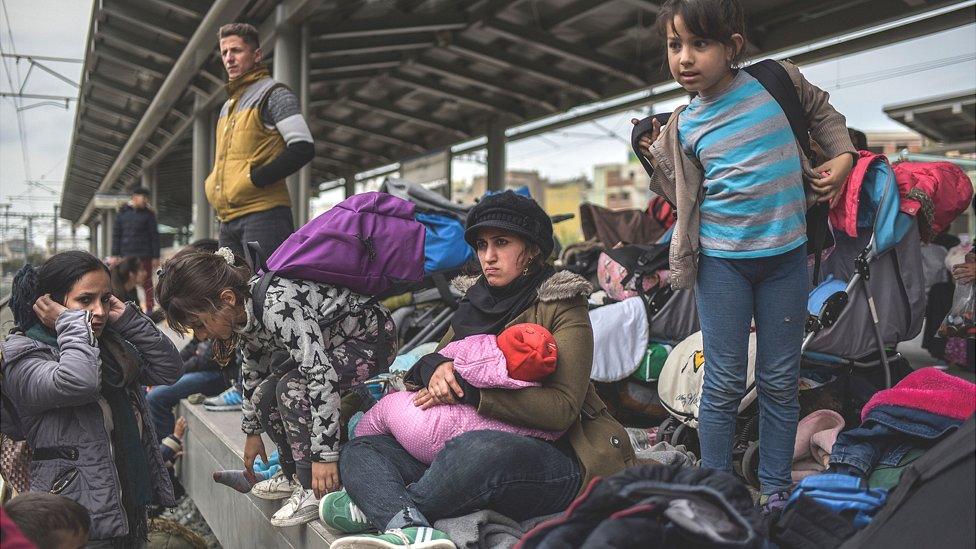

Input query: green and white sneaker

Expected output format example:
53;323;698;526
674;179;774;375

330;527;455;549
319;489;372;534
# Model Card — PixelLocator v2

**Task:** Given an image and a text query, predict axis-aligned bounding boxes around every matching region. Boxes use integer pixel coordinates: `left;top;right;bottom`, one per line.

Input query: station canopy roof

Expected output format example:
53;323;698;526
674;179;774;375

60;0;975;227
885;90;976;145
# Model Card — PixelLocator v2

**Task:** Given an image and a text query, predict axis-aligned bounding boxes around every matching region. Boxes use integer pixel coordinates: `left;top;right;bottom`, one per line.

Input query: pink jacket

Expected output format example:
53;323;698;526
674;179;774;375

355;334;564;464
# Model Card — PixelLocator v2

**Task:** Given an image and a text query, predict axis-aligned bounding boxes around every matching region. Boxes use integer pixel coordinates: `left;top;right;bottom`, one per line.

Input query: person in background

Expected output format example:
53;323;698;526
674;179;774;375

848;128;868;151
4;491;91;549
111;187;160;313
206;22;314;259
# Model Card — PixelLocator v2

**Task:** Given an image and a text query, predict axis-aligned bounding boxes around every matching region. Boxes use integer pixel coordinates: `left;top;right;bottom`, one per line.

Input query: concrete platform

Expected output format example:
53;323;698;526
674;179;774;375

178;400;341;548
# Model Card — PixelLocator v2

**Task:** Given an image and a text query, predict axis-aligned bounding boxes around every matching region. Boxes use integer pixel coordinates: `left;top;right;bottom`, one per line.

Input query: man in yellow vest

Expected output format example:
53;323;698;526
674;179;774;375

205;23;314;260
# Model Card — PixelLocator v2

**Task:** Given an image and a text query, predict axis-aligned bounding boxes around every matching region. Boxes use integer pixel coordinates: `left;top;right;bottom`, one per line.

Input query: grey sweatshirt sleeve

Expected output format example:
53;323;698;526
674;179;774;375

4;310;102;414
111;303;183;386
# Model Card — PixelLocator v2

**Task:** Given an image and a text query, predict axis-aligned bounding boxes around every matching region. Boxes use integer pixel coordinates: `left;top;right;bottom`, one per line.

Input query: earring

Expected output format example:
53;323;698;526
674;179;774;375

522;266;529;276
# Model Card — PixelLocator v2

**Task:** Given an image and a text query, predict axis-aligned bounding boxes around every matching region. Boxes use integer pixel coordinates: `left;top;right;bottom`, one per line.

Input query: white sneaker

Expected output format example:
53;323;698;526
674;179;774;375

270;482;320;527
251;470;298;500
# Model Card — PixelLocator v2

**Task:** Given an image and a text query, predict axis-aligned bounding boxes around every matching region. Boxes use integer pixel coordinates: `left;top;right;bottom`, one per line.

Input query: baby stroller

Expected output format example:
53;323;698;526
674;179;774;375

589;227;702;424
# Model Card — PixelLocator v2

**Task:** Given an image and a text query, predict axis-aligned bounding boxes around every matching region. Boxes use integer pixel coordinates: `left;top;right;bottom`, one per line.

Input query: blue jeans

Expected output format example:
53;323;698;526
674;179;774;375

695;244;807;495
339;431;582;531
147;370;228;442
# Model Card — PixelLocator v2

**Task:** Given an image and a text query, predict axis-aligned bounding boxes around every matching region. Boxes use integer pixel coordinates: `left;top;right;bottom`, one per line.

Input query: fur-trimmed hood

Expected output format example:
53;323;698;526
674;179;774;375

451;270;592;303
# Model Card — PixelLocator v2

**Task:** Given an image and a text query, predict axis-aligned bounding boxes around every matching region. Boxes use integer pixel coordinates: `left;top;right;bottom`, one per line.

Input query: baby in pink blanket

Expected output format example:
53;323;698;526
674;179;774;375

356;323;562;464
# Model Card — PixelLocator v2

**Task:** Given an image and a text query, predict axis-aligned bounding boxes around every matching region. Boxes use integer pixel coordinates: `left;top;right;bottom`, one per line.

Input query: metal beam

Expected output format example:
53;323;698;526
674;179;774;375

446;36;601;100
142;0;208;20
616;0;661;13
539;0;608;30
309;68;391;85
342;95;469;138
315;12;469;39
86;74;154;104
411;57;558;112
0;92;75;102
94;43;169;79
101;0;191;43
96;25;181;65
0;53;82;63
387;71;525;118
309;52;405;76
310;33;436;58
312;136;394;164
84;99;140;125
482;18;646;86
314;113;426;153
76;0;250;225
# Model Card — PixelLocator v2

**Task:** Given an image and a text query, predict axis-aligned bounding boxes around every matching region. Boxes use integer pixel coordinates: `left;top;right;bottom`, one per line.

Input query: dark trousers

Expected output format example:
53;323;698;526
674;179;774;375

218;205;294;261
340;431;582;532
147;370;228;442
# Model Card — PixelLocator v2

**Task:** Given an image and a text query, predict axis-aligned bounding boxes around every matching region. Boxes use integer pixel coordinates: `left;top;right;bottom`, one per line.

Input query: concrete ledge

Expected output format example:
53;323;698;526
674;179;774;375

179;400;341;548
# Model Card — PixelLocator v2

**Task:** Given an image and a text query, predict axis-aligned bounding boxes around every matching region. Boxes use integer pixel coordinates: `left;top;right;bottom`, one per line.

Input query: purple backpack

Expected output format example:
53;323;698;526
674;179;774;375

246;192;425;328
264;192;425;294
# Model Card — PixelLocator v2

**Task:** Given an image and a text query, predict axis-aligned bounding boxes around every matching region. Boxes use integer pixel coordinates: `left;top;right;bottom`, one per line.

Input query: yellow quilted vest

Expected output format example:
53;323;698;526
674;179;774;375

205;65;292;222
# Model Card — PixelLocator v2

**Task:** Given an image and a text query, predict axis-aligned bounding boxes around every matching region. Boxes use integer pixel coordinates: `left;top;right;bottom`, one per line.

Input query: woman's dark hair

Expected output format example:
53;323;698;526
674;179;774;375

156;247;252;334
656;0;747;66
10;251;110;330
848;128;868;151
110;257;143;297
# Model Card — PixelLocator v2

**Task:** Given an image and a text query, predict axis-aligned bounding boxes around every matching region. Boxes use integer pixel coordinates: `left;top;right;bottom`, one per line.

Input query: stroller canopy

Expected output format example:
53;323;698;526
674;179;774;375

844;156;915;256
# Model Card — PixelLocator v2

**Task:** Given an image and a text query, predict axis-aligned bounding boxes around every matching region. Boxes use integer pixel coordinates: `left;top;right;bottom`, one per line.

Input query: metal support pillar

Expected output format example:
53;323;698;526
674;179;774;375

52;204;59;254
142;167;158;208
344;172;357;198
274;5;303;226
100;210;115;259
486;116;506;192
89;223;98;255
296;23;312;227
192;96;214;241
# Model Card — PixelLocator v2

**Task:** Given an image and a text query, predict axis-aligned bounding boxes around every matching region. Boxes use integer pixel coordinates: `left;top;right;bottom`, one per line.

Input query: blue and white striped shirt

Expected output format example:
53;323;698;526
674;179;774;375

678;70;807;258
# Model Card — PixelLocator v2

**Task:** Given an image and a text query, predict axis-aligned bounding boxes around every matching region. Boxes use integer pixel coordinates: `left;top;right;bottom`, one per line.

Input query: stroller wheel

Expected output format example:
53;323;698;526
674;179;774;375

742;441;761;490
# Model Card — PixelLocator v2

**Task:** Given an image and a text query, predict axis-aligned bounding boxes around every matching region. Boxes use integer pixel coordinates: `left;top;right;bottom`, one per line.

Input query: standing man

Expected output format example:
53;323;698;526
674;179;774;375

206;22;314;259
111;187;159;312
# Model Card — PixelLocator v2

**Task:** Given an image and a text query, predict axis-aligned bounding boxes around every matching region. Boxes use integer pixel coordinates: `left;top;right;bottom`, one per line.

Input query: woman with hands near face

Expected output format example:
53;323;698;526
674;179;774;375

2;251;183;546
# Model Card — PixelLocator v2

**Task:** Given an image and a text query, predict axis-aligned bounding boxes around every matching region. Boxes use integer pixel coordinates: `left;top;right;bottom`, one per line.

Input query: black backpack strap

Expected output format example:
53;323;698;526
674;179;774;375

745;59;833;283
743;60;812;160
631;112;673;179
244;241;269;274
250;270;276;326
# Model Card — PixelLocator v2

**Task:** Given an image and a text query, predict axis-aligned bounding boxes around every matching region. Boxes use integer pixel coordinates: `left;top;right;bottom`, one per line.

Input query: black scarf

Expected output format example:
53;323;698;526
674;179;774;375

450;265;555;340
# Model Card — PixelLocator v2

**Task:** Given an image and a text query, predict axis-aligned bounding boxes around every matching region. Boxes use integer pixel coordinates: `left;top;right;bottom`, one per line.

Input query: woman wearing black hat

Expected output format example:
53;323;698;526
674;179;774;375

324;191;636;548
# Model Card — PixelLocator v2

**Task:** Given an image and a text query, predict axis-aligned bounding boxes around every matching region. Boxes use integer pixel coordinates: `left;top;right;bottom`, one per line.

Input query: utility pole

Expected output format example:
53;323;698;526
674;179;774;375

23;227;29;263
26;216;33;259
53;204;59;254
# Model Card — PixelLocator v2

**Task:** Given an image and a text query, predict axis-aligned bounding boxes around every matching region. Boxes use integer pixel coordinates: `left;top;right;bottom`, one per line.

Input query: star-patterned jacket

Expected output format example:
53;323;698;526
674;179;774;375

237;275;377;462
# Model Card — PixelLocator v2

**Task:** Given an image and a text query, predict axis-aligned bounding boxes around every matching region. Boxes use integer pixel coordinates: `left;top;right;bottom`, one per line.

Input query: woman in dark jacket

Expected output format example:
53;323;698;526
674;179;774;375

323;192;636;548
1;251;183;547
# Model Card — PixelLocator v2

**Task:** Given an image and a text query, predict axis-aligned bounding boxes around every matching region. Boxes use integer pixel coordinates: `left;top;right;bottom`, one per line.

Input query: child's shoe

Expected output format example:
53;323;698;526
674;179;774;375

251;469;298;500
329;527;455;548
319;489;372;534
270;481;319;527
203;386;243;411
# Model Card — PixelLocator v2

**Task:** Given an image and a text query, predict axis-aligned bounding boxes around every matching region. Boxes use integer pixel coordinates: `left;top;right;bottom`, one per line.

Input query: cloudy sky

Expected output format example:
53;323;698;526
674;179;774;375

1;0;975;244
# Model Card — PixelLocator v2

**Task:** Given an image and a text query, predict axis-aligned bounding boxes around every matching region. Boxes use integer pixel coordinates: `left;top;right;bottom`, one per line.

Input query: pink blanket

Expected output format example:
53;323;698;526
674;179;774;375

861;367;976;422
356;335;563;464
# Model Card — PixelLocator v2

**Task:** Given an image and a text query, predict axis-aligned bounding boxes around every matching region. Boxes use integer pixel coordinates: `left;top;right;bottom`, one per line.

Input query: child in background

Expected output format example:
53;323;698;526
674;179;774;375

356;323;562;464
4;492;91;549
634;0;856;513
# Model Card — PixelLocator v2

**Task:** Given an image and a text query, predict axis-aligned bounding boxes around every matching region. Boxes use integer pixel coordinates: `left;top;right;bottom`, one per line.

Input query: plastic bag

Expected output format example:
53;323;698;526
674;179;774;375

938;281;975;339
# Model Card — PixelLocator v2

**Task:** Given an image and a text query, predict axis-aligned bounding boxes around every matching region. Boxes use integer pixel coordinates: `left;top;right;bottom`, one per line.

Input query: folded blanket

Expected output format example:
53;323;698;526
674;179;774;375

861;367;976;422
793;409;845;482
434;510;556;549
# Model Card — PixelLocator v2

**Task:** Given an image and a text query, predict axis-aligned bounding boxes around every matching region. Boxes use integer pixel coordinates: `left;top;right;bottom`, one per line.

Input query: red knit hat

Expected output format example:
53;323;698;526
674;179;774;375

497;323;558;382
